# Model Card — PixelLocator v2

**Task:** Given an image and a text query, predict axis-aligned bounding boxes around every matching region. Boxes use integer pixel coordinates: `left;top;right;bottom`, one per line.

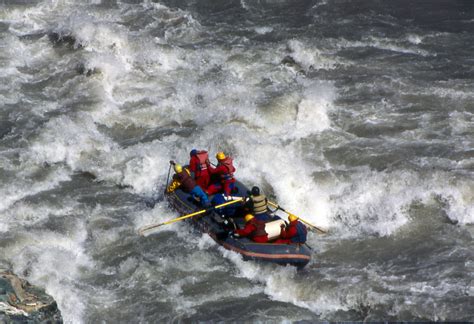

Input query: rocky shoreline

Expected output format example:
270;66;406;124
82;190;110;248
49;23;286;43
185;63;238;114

0;269;62;323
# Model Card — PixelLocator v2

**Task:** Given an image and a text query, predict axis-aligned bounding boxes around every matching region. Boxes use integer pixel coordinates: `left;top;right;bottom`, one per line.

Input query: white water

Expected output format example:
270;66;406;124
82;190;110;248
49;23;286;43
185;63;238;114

1;0;473;322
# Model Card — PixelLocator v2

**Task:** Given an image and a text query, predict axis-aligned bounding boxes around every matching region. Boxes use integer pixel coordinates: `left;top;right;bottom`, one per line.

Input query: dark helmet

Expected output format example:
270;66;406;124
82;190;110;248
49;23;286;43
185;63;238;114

251;186;260;196
190;149;198;156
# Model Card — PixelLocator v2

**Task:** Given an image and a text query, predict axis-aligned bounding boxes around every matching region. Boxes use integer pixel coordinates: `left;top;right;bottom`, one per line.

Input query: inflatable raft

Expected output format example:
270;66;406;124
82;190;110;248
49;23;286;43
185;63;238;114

165;180;312;268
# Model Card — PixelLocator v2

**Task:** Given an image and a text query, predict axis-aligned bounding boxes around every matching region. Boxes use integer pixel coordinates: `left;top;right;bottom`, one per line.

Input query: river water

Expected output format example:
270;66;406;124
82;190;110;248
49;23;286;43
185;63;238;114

1;0;473;322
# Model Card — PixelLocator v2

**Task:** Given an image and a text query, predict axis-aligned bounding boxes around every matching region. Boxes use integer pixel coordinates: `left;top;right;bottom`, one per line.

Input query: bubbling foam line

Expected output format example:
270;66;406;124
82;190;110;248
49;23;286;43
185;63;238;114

254;26;273;35
287;39;338;71
334;36;431;57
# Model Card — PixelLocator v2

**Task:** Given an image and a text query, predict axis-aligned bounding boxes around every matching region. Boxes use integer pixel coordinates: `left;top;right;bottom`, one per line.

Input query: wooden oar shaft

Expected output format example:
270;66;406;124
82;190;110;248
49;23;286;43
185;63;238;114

139;197;243;235
267;201;327;234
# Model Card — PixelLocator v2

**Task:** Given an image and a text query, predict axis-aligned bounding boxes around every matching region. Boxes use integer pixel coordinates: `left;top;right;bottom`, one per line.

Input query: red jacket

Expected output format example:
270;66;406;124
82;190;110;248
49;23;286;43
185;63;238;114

189;155;200;174
189;151;210;176
235;219;268;243
209;157;235;181
280;220;298;239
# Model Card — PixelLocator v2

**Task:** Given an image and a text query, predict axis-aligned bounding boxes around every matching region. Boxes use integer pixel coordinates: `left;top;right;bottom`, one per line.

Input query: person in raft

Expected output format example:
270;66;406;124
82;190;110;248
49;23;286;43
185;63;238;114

233;214;268;243
188;149;211;190
167;162;211;207
275;214;308;244
245;186;272;221
207;152;236;196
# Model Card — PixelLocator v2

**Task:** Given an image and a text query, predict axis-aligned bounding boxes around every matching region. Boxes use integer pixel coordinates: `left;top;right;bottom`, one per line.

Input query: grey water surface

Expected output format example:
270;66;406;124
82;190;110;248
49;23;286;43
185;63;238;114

0;0;473;322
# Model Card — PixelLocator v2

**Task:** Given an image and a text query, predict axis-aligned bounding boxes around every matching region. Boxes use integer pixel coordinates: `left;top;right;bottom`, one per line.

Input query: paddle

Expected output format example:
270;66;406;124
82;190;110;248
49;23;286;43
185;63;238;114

267;201;327;234
145;161;174;208
138;197;244;235
165;161;173;189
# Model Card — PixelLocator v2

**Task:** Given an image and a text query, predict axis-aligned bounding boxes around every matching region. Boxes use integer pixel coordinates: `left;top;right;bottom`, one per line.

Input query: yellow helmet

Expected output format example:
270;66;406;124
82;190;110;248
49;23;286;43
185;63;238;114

216;152;226;160
174;163;183;173
288;214;298;222
244;214;254;222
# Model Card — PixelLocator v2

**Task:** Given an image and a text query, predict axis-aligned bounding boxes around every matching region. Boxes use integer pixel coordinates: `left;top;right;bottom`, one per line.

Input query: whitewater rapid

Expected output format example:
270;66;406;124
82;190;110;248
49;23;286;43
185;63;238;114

1;0;473;322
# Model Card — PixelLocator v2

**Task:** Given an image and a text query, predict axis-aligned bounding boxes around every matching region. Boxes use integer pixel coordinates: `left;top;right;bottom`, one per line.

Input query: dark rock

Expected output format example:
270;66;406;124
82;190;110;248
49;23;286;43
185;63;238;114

0;271;62;323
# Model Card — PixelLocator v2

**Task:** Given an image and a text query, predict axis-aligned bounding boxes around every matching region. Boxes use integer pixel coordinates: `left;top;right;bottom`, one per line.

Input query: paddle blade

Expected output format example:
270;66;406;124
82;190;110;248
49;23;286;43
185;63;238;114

138;223;164;236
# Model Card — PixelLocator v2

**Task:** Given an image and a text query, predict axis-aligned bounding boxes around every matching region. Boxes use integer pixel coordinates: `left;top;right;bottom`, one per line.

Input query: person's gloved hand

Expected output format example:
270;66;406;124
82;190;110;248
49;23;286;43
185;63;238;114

233;232;240;238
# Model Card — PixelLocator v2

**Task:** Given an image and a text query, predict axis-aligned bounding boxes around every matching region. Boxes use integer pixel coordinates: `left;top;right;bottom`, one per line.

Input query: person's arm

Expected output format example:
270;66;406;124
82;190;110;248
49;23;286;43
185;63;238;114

210;164;225;175
189;157;199;173
207;163;216;174
235;223;255;236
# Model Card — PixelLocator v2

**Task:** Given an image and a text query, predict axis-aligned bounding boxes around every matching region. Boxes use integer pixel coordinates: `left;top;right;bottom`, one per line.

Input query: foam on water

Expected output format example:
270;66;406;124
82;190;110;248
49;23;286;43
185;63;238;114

22;109;177;193
134;200;180;235
327;168;474;236
287;39;337;71
3;199;78;230
27;115;116;167
4;221;93;323
2;0;474;321
224;241;472;320
335;36;432;57
406;34;423;45
292;81;334;137
449;111;474;136
255;26;273;35
220;247;354;317
0;167;71;214
431;87;474;100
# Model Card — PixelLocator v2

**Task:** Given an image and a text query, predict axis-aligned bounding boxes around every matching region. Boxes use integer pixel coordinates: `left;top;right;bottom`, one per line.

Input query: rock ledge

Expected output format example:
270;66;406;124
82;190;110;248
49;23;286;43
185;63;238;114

0;271;62;323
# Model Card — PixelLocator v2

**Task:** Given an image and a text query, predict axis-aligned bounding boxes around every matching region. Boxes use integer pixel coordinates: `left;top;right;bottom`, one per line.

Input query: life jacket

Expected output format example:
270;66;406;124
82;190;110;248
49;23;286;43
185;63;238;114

196;151;209;171
219;157;235;181
249;219;267;238
290;221;308;244
176;168;196;193
251;194;267;214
